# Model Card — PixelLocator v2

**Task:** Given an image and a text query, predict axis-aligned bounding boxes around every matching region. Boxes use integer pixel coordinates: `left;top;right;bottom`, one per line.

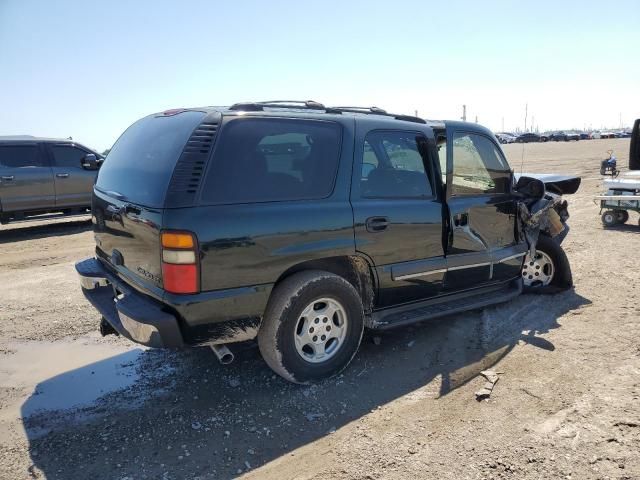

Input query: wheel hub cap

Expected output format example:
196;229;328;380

522;251;555;287
294;298;347;364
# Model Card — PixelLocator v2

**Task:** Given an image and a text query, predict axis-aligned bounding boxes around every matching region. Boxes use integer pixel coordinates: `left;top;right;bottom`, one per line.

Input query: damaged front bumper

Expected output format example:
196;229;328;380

518;193;570;257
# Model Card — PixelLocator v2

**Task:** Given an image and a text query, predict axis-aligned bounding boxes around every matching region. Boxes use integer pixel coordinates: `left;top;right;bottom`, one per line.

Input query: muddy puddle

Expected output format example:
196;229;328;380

0;338;156;424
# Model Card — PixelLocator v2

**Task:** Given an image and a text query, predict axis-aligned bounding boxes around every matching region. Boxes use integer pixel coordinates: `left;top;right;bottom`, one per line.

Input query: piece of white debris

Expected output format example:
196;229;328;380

475;370;503;401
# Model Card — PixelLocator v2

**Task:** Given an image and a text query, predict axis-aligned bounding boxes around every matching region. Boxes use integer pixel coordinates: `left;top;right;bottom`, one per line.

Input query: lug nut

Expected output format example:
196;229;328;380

313;336;318;342
321;335;326;341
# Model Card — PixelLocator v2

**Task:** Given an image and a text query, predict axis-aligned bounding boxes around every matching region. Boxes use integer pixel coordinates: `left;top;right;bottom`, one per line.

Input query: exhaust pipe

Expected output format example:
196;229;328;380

210;344;234;365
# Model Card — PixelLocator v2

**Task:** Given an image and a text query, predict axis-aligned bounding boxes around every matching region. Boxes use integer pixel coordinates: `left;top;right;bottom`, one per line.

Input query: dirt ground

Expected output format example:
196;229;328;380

0;138;638;480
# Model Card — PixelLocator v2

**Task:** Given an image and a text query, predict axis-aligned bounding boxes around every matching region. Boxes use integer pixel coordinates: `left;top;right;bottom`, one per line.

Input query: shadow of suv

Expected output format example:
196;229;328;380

76;101;581;384
0;135;102;224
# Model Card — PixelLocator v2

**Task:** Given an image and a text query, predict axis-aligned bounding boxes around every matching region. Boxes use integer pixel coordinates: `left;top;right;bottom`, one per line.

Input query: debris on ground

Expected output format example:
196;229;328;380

475;370;503;401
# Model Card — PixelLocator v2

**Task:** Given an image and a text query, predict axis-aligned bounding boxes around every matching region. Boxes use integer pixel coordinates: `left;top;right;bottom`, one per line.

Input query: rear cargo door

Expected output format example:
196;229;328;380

92;110;210;295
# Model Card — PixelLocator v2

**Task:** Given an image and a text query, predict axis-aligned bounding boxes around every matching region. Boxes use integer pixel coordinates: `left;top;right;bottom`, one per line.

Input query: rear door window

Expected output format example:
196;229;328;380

96;111;206;207
360;131;433;198
201;118;341;204
0;145;45;168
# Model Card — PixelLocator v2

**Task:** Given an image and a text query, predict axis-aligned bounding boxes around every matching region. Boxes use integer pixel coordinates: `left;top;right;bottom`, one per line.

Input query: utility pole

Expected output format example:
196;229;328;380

461;105;467;122
524;103;528;132
531;116;535;133
475;115;478;124
415;110;418;118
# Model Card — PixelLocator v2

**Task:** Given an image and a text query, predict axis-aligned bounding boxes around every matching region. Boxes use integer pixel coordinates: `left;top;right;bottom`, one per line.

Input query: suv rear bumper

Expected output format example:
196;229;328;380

76;258;184;348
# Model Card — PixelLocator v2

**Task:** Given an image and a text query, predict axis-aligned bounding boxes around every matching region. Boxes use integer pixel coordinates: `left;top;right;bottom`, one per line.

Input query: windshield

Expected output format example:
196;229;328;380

96;111;206;207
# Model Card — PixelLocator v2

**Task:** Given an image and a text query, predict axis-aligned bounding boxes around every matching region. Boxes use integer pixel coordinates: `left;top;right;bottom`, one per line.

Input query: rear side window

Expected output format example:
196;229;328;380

96;111;206;207
51;145;87;168
0;145;45;168
201;118;341;204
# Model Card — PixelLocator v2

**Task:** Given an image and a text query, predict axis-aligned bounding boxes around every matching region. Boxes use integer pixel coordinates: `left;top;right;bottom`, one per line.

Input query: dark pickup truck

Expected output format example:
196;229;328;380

76;101;580;384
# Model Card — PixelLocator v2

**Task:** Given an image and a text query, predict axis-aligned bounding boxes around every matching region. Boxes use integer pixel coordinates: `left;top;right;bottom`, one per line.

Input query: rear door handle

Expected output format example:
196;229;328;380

365;216;389;232
56;173;70;178
1;175;14;181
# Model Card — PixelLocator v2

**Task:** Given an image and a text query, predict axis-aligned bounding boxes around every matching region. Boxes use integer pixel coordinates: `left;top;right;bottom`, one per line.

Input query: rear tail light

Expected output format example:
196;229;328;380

161;231;199;294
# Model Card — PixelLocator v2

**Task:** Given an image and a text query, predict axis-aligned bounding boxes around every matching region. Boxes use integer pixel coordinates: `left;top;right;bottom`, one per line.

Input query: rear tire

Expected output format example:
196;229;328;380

522;234;572;294
258;270;364;384
601;210;618;227
615;210;629;224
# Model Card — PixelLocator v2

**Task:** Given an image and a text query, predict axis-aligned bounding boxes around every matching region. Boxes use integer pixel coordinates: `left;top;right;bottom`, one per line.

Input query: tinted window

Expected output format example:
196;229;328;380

360;131;432;198
96;111;206;207
201;119;341;204
451;133;510;195
51;145;87;168
0;145;45;168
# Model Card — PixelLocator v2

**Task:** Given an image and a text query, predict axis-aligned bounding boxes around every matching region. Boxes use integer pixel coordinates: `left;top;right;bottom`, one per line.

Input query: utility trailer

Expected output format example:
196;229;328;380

598;119;640;227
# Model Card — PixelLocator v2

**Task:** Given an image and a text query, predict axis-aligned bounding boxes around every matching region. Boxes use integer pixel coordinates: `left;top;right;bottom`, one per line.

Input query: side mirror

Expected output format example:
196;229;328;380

515;176;545;199
82;153;99;170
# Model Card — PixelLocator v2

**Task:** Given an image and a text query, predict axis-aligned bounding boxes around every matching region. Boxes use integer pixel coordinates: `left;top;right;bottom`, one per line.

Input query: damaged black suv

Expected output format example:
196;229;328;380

76;101;580;384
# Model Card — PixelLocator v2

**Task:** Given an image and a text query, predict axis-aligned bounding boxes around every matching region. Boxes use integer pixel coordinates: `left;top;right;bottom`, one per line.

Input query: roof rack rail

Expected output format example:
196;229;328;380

330;106;388;115
329;106;426;124
228;100;340;112
227;101;426;124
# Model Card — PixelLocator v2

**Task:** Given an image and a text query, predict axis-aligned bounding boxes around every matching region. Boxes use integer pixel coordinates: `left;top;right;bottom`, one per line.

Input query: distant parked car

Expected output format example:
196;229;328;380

0;136;103;224
566;132;580;141
549;132;568;142
495;133;517;144
516;133;541;143
591;131;602;139
579;133;591;140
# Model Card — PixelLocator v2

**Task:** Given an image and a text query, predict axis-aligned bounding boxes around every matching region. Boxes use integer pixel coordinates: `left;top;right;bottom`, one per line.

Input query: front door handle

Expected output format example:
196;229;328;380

453;212;469;227
56;173;70;178
365;216;389;232
1;175;14;181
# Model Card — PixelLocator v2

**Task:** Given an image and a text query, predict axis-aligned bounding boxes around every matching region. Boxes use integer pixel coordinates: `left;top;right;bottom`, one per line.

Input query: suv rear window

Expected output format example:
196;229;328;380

201;118;341;204
96;111;206;207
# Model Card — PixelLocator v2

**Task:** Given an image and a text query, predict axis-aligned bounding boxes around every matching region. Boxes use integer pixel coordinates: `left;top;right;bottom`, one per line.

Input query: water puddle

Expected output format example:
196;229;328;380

0;339;146;421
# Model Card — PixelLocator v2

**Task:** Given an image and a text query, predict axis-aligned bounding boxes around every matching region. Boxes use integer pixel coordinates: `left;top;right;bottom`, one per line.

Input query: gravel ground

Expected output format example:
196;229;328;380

0;138;638;480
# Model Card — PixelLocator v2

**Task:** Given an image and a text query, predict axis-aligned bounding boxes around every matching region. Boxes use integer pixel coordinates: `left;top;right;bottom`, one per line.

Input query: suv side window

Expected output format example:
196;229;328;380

51;145;87;168
0;145;45;168
360;131;432;198
202;118;341;204
451;132;510;195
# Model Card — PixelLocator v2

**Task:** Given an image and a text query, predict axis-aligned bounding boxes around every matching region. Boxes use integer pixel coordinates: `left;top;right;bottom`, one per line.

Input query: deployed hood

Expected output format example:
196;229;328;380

515;173;581;195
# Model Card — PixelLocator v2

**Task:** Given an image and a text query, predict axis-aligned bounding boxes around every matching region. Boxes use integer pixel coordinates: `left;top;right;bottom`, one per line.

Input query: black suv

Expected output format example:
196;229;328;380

0;136;102;224
76;101;580;384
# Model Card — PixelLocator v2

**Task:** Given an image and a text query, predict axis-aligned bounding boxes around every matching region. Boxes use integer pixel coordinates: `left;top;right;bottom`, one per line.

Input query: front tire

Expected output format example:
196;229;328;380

601;210;618;227
258;270;364;384
522;234;572;294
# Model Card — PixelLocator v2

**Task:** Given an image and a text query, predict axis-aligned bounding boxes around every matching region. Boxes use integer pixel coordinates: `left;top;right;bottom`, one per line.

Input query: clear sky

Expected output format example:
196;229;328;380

1;0;638;151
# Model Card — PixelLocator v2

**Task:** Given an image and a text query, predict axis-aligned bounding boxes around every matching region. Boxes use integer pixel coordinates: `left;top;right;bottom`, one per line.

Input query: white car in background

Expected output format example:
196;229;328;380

495;132;517;144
